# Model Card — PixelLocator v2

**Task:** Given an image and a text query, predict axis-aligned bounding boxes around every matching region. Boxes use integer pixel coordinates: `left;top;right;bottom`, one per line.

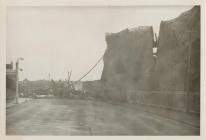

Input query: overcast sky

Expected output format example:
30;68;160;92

7;6;192;81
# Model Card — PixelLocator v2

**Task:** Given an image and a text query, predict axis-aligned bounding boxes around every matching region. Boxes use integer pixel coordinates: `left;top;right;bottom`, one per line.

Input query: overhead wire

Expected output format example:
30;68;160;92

77;54;104;81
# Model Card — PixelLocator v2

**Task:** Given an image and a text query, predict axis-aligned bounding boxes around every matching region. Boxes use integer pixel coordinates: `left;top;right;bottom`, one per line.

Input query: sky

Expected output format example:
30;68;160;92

6;6;192;81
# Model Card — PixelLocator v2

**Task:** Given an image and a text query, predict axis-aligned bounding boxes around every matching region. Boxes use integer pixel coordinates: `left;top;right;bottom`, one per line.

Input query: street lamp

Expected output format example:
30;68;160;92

15;57;24;104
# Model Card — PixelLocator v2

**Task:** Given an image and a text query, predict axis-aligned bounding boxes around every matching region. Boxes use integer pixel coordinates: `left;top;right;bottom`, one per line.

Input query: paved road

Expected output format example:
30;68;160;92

6;99;199;135
6;98;32;108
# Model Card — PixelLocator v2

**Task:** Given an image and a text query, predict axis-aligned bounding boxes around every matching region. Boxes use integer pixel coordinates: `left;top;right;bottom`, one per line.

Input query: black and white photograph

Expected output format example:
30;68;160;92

2;2;203;137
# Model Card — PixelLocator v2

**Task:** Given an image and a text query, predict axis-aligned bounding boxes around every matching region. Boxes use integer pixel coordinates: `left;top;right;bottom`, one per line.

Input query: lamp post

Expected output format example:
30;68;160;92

15;57;24;104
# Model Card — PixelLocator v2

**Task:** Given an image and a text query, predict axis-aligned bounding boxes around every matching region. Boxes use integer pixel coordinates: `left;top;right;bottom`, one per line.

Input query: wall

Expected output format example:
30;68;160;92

6;66;17;100
101;26;155;101
101;6;200;113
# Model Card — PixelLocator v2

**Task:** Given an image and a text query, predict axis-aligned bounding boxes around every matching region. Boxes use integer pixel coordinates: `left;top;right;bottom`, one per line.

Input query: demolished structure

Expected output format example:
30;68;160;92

101;6;200;113
101;26;155;101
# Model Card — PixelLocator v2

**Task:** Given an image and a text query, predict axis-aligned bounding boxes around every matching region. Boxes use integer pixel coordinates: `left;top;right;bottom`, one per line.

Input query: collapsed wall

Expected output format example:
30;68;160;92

101;26;155;101
154;6;200;91
101;6;200;112
152;6;200;111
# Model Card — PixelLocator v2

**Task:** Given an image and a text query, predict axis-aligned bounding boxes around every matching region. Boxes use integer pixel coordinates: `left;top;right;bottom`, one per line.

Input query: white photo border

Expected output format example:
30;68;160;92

0;0;205;140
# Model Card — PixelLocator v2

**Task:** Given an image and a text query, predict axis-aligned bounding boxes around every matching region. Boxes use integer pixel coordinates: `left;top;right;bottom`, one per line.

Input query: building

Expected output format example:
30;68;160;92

6;62;17;100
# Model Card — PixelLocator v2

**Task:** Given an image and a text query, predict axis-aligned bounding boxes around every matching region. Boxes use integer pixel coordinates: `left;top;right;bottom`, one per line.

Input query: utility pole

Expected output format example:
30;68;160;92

15;57;24;104
16;57;24;104
69;70;72;81
15;61;19;104
67;70;72;86
67;70;71;83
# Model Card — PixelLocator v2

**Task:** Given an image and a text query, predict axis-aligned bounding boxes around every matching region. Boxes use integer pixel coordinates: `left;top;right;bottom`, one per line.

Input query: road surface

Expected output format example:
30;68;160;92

6;98;199;135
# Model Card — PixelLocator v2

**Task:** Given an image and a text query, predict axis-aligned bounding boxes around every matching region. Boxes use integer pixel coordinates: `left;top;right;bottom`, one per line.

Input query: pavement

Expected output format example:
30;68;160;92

6;98;200;135
128;103;200;128
6;98;32;108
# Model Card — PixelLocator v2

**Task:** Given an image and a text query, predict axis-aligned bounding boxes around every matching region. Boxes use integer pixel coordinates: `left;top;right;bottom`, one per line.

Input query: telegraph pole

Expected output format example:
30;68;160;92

67;72;70;83
69;70;72;81
15;61;19;104
15;57;24;104
67;70;72;87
